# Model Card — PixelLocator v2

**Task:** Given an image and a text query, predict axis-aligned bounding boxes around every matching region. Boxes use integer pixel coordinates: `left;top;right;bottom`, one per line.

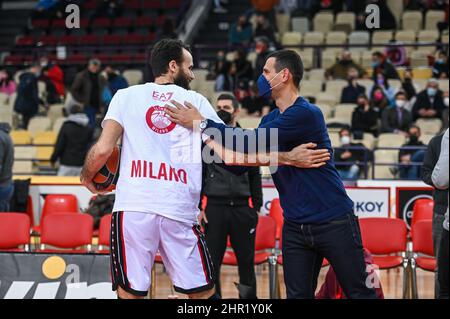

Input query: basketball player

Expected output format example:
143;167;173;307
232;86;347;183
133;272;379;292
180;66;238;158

80;40;330;299
165;49;378;299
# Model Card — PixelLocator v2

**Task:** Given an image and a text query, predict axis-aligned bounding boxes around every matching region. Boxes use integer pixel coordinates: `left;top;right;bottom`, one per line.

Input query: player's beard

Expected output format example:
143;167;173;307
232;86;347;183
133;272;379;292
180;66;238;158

174;69;191;90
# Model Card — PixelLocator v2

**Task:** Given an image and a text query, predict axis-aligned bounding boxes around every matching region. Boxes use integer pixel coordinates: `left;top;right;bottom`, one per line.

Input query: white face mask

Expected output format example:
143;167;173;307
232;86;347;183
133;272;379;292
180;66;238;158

341;136;351;145
396;100;406;108
445;97;449;107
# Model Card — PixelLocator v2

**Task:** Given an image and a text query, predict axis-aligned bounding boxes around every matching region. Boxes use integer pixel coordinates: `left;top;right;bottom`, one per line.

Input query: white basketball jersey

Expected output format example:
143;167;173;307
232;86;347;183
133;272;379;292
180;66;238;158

102;83;222;224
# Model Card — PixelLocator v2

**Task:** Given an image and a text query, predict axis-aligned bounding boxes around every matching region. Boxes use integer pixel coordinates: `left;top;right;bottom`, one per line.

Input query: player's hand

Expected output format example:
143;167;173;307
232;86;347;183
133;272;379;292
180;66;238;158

164;100;205;129
287;143;331;168
80;176;109;195
197;210;208;226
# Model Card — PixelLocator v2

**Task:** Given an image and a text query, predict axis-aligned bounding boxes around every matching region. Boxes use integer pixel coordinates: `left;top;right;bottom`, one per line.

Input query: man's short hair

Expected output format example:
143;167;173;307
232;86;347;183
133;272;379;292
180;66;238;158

150;39;190;77
267;49;304;88
88;59;101;67
395;91;407;98
70;104;84;115
372;51;384;58
217;93;239;111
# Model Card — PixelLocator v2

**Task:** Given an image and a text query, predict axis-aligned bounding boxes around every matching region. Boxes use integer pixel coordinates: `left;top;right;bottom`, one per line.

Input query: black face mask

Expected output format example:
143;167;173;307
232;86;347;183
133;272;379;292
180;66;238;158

409;135;419;143
217;109;233;125
174;70;190;90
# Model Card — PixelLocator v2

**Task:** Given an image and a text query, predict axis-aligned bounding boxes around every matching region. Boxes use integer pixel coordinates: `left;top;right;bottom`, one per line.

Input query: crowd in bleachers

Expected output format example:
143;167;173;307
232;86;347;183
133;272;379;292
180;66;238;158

189;0;449;180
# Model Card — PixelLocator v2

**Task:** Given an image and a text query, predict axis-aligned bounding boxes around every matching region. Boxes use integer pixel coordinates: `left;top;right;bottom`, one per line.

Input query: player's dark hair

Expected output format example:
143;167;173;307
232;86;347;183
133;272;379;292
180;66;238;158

150;39;190;77
267;50;304;88
217;93;239;111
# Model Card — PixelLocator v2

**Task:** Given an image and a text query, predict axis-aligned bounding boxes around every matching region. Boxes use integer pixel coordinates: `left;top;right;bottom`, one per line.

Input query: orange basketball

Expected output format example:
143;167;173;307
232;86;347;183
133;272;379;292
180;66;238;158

93;145;121;192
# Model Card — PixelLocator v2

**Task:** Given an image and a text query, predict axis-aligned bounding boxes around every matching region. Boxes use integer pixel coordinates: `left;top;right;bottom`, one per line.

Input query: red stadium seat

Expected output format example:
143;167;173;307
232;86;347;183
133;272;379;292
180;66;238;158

26;195;35;227
79;34;101;45
3;55;23;65
134;52;147;62
66;53;88;64
39;213;94;252
127;0;142;9
113;17;134;28
33;194;79;233
223;215;276;265
268;198;283;241
156;16;167;26
136;16;153;27
359;218;408;269
103;34;122;45
411;199;433;236
164;0;182;9
16;36;34;46
83;0;97;9
411;220;436;298
92;17;111;28
38;35;58;46
97;214;112;253
122;34;143;45
0;213;31;251
52;19;67;28
59;34;78;45
32;19;50;29
142;2;162;9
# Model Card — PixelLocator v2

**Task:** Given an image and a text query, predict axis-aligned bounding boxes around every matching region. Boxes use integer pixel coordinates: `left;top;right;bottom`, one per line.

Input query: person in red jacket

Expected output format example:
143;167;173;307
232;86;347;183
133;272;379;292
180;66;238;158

40;56;65;99
316;248;385;299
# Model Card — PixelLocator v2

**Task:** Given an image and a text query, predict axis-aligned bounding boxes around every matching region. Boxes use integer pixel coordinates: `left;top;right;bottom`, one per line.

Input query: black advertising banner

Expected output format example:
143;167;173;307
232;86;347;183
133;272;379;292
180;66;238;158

0;253;114;299
396;187;434;229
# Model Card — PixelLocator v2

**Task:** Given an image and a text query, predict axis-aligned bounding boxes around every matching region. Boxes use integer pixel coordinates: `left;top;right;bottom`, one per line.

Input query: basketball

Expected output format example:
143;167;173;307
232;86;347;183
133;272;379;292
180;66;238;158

93;145;121;192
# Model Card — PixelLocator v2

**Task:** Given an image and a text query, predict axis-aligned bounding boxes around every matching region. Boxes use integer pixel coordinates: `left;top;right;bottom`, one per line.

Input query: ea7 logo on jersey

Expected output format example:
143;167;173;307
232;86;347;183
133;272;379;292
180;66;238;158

146;105;176;134
152;91;173;102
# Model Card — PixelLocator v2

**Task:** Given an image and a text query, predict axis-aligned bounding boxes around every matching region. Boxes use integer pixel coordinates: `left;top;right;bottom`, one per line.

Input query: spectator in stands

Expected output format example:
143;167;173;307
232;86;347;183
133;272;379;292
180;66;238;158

370;85;391;115
351;94;379;136
0;122;13;212
253;14;277;45
156;19;178;42
32;0;59;19
375;0;397;30
199;93;262;299
40;56;64;104
0;69;16;97
401;69;417;100
372;51;400;80
370;73;396;103
213;0;228;14
71;59;107;127
211;50;227;80
443;91;449;130
104;66;128;96
228;15;253;46
433;50;449;79
385;40;407;67
241;82;270;116
251;0;279;26
422;129;449;297
334;127;368;180
253;36;272;82
91;0;124;20
341;67;366;104
325;51;365;80
234;49;254;85
381;91;413;134
412;78;446;121
50;104;94;176
398;125;426;180
215;61;235;92
14;63;42;129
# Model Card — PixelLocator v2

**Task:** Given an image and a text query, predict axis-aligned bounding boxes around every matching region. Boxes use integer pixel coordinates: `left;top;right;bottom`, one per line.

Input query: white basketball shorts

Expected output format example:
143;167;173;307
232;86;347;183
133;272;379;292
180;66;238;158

110;211;215;296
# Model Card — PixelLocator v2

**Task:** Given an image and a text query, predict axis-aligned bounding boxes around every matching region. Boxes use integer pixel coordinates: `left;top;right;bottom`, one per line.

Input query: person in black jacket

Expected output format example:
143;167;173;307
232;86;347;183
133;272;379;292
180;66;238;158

351;94;379;137
421;132;449;296
398;125;426;180
50;104;94;176
380;91;413;134
334;127;369;180
412;79;446;121
340;67;366;104
14;63;42;129
0;122;14;212
198;93;263;299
